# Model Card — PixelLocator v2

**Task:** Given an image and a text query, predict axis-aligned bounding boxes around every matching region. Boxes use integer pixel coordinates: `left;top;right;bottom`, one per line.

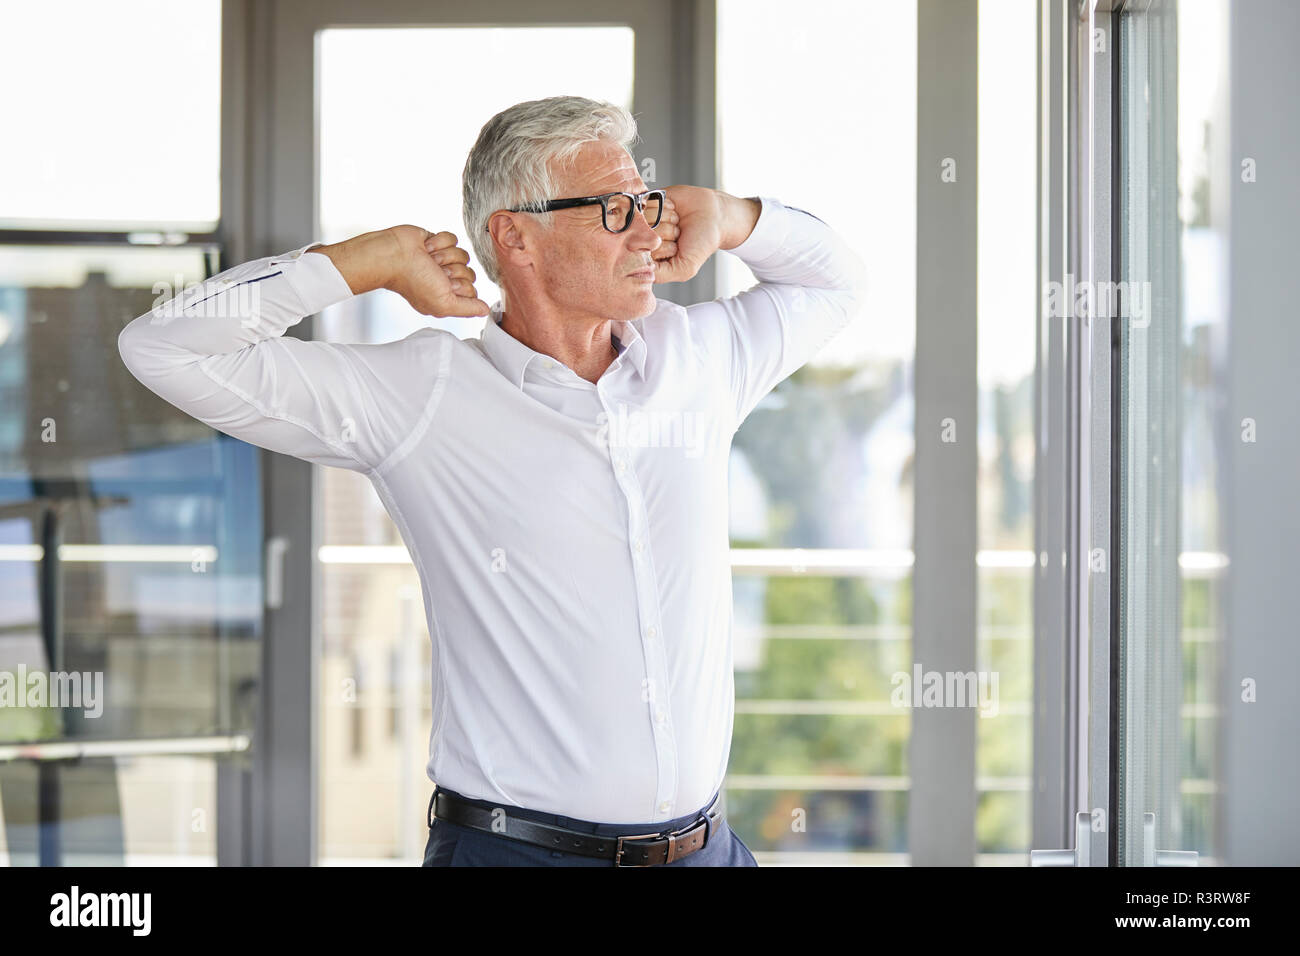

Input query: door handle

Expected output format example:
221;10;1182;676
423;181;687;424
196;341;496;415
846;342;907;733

265;535;289;609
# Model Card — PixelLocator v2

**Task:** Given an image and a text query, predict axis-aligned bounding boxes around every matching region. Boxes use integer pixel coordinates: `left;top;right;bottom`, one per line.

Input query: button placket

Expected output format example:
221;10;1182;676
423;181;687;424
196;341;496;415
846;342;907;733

602;395;677;820
634;530;676;816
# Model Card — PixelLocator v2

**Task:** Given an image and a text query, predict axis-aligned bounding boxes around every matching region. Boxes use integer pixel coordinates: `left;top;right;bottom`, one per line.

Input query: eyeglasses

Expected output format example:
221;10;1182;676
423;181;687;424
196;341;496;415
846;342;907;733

506;189;666;234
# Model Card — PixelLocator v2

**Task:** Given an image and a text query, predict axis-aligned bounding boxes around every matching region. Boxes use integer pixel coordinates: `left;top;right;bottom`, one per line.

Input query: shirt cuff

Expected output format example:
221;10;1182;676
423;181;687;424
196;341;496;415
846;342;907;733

275;242;356;315
724;196;793;266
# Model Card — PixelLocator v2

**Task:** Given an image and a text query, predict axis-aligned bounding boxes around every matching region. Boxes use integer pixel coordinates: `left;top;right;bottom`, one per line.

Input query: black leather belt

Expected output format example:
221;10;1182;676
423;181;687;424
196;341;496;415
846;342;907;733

430;788;724;866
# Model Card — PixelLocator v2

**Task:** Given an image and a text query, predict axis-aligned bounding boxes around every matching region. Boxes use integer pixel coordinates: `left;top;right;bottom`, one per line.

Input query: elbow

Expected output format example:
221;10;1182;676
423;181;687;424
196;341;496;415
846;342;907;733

117;314;172;385
117;319;147;380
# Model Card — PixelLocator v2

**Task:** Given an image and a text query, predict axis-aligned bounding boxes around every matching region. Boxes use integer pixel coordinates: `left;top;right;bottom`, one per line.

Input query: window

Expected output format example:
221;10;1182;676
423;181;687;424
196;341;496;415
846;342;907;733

0;0;220;231
718;0;917;863
0;0;238;865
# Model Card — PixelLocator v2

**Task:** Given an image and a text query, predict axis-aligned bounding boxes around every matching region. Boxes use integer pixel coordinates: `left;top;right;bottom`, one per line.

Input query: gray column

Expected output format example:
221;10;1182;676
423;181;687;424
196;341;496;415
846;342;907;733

1221;0;1300;867
910;0;978;866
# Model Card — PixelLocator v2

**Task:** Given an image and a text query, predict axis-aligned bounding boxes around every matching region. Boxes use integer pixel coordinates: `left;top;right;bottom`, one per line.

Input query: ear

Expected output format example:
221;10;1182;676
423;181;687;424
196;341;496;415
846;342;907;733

488;211;532;274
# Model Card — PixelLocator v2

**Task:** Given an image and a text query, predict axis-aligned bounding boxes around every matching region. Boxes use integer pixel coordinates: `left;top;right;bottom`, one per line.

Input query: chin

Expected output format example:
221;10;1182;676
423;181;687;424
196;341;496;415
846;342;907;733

596;285;657;322
629;288;659;319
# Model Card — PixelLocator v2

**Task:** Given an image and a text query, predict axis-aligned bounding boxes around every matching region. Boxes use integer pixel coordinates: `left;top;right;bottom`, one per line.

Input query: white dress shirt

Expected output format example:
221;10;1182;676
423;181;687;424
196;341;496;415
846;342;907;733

118;196;868;825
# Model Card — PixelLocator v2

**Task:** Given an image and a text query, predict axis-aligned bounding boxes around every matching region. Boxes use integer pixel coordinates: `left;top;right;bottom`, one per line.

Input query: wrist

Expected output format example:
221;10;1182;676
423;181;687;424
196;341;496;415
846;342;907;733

315;228;396;296
717;193;761;251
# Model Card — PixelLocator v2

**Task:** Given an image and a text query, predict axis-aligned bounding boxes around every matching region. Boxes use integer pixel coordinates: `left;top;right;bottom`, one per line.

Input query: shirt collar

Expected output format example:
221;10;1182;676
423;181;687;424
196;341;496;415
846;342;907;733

479;301;647;389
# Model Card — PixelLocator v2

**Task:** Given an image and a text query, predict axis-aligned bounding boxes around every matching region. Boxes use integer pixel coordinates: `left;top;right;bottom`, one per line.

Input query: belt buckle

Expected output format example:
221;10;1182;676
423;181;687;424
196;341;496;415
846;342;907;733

614;829;666;867
663;828;687;864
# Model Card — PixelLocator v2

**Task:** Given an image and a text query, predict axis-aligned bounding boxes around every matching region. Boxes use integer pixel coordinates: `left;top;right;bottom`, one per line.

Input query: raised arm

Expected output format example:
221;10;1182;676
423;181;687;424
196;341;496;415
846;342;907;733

117;226;488;473
653;186;869;427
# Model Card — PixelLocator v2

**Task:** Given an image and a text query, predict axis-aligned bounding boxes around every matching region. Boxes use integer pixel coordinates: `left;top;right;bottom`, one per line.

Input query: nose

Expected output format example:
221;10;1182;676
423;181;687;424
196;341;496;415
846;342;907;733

626;205;662;251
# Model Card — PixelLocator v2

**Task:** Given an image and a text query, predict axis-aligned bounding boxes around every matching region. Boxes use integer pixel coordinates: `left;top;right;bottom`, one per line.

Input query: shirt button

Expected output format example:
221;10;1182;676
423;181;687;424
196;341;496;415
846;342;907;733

616;459;626;473
634;539;644;554
647;625;657;639
655;707;665;724
547;359;558;370
659;801;671;814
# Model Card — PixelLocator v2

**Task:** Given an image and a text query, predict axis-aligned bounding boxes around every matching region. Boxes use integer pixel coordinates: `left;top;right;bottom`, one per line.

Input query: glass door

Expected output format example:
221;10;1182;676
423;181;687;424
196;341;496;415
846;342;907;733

0;0;258;866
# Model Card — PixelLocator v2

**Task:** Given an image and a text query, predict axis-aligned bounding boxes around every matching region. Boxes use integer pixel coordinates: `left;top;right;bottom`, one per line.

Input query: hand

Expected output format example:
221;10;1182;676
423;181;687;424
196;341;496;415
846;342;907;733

384;225;490;318
651;188;761;284
651;186;723;284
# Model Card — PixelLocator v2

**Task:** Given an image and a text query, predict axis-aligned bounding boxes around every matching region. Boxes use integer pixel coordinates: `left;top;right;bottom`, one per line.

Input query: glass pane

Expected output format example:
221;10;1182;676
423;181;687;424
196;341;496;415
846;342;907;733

718;0;917;864
1117;0;1181;870
975;0;1037;860
1171;0;1229;867
0;755;219;865
0;246;259;864
0;1;221;231
315;26;635;864
1115;0;1227;865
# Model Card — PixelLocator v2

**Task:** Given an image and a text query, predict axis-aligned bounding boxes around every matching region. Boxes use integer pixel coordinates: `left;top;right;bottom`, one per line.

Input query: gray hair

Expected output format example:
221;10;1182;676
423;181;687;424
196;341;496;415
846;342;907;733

462;95;640;285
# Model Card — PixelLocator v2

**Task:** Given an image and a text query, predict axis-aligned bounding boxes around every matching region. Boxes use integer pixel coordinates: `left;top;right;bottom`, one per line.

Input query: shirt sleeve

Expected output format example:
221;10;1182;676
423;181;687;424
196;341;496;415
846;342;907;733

685;196;869;428
117;242;435;474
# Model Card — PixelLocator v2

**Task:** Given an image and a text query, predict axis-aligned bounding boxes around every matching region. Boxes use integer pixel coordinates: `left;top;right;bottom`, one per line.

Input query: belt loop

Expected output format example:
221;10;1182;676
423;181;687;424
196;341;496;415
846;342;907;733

427;787;438;829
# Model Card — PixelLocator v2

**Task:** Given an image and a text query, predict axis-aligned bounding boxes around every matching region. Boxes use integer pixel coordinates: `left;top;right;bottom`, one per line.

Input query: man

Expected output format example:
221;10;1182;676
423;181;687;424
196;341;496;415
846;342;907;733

118;95;868;866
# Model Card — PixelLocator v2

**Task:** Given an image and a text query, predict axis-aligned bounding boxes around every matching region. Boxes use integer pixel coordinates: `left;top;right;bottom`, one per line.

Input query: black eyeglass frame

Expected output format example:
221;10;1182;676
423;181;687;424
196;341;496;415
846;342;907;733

505;189;666;234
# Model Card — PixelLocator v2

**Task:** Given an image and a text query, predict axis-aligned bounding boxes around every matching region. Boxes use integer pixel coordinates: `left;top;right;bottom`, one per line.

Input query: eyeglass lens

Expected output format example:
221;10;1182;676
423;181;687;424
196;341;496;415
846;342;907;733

603;193;663;232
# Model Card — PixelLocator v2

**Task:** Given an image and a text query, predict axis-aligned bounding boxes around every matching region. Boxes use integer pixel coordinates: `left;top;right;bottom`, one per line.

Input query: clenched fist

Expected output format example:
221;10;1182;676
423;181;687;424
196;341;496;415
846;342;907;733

651;186;761;284
316;225;490;319
386;225;490;318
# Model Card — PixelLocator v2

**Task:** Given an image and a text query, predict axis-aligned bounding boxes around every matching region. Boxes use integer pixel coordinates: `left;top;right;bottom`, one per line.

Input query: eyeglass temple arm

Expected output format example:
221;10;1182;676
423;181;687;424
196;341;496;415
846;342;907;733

509;197;603;213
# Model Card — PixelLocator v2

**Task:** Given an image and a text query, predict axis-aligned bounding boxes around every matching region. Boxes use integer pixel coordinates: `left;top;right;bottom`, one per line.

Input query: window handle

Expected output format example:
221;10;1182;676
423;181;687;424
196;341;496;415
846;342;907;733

1144;812;1199;866
1029;811;1093;866
1029;812;1200;866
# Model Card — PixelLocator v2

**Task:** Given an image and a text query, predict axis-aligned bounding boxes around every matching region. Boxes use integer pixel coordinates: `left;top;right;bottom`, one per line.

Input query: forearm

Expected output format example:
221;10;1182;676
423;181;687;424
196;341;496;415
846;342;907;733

115;241;415;473
312;227;399;296
116;225;479;472
118;242;353;383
